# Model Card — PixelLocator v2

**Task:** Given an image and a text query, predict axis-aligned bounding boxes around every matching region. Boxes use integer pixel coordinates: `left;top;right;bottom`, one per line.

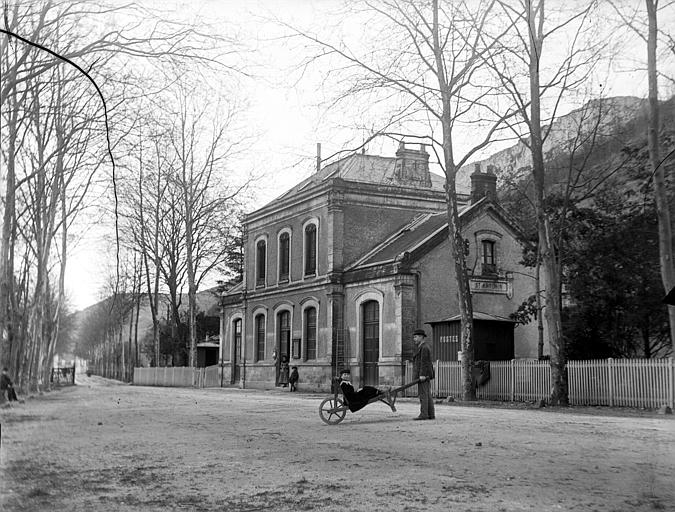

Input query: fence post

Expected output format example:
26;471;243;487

510;359;515;402
608;358;614;407
433;360;439;397
669;358;674;409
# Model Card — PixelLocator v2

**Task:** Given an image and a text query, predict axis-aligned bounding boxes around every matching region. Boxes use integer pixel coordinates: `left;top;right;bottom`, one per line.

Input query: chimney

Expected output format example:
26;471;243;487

470;163;497;203
394;142;431;187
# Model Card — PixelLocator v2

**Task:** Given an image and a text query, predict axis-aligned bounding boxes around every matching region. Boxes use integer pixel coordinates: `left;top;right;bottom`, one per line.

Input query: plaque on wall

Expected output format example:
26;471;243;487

292;338;301;359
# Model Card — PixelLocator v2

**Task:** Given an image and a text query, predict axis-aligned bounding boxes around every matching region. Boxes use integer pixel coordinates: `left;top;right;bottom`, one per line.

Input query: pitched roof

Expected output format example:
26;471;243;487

347;198;522;270
348;213;447;269
273;153;445;202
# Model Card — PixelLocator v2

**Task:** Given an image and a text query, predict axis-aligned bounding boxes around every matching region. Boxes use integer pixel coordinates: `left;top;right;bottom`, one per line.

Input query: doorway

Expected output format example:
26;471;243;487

232;319;242;384
362;300;379;386
276;310;291;385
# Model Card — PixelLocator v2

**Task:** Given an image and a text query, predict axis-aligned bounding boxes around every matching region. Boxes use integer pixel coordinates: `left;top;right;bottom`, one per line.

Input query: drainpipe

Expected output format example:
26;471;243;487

414;270;422;328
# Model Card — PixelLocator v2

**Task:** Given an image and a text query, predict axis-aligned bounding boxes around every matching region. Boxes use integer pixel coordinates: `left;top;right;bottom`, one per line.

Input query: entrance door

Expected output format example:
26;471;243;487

232;319;242;384
362;300;379;386
276;311;291;385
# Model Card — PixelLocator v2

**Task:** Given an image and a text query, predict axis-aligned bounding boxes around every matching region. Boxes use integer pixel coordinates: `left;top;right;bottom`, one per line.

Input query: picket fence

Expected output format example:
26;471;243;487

134;358;674;409
404;358;675;408
133;365;221;388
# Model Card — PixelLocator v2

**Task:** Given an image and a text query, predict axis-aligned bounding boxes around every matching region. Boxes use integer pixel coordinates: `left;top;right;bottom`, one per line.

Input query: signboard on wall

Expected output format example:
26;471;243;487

469;277;512;298
292;338;301;359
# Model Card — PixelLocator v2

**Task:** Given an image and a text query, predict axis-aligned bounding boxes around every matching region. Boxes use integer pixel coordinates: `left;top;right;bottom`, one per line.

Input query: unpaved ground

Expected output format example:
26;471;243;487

1;376;674;512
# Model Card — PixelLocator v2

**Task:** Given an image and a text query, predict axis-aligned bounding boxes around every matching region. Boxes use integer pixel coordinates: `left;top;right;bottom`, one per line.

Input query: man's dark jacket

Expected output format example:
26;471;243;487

412;340;434;380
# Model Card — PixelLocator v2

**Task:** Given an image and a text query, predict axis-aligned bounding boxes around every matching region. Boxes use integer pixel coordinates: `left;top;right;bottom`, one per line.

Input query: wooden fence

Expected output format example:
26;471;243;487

404;358;675;408
134;358;674;409
133;365;221;388
50;366;76;385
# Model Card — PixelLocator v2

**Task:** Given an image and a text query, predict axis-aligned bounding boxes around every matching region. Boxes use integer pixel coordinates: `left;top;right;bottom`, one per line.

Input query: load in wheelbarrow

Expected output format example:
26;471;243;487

318;377;422;425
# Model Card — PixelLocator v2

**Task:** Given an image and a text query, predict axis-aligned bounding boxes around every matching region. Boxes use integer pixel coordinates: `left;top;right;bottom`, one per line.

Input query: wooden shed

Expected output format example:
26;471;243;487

427;312;515;361
197;339;220;367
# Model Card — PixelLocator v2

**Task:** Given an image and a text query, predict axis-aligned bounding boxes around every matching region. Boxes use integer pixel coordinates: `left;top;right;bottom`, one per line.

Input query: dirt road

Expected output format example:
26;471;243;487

1;375;673;511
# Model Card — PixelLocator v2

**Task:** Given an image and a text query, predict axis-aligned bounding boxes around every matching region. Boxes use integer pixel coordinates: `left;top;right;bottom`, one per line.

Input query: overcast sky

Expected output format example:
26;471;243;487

63;0;675;310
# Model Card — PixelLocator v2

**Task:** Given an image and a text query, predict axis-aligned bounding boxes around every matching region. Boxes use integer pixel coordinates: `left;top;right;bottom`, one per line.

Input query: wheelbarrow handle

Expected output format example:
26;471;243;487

392;379;424;393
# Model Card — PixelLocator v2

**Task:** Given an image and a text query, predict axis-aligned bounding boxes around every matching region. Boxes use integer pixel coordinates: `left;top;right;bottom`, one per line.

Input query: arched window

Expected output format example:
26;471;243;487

481;240;496;275
255;314;266;362
278;232;290;282
233;318;242;364
304;223;317;276
362;300;380;386
278;310;291;360
304;307;317;360
256;240;267;286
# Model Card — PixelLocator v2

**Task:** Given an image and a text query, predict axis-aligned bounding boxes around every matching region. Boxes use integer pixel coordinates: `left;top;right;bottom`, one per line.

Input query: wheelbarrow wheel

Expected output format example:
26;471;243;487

319;397;347;425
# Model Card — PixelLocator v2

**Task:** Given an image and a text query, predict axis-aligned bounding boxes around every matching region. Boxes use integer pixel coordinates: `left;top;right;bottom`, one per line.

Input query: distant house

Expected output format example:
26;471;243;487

219;143;541;391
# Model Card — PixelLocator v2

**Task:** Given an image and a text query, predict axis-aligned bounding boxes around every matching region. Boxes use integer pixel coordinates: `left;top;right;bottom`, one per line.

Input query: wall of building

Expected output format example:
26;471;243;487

245;201;329;288
341;276;411;388
221;283;337;391
415;207;543;359
342;205;420;268
462;211;541;358
221;171;544;392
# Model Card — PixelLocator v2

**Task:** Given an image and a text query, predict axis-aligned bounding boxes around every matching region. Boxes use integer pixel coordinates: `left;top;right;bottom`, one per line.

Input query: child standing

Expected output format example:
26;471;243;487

289;366;299;392
279;355;290;387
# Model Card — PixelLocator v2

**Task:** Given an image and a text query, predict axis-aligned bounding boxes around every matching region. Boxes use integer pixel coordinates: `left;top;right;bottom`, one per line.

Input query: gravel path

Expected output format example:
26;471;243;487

1;375;673;511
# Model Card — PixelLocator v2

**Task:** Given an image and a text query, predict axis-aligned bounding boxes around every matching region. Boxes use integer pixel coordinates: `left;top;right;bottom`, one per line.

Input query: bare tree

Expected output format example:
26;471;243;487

478;0;608;405
608;0;675;348
163;81;250;372
645;0;674;347
279;0;519;399
1;0;248;387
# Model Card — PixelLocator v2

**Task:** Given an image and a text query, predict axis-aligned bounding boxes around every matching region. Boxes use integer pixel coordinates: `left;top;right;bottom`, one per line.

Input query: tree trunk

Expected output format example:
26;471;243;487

646;0;675;347
183;170;198;375
433;0;475;400
137;135;162;369
45;79;68;388
0;58;18;371
527;0;568;405
536;258;544;359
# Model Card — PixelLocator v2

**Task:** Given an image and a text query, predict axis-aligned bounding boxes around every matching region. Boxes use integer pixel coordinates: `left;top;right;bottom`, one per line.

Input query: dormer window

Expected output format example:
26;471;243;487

304;223;317;276
256;239;267;286
278;232;290;282
481;239;497;276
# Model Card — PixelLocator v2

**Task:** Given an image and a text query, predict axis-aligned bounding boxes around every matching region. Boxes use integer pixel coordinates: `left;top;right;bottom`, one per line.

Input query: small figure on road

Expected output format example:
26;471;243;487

412;328;435;420
289;366;299;392
279;355;290;387
0;367;17;405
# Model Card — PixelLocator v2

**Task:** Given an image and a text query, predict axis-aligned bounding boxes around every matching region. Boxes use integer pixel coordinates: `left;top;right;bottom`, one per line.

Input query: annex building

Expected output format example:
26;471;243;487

219;143;542;391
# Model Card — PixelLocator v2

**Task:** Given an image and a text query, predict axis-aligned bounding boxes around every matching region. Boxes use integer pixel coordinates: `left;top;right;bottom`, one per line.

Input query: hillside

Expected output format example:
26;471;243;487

456;96;661;192
64;287;221;359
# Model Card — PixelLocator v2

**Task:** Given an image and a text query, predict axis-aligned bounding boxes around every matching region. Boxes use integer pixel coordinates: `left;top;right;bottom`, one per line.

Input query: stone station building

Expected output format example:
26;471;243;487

219;143;541;391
